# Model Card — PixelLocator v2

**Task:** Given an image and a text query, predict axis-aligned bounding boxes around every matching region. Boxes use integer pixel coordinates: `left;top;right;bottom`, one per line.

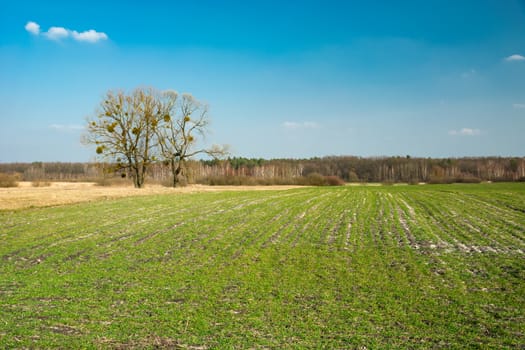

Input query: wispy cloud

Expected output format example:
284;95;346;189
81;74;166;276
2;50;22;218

504;54;525;62
283;121;319;130
448;128;481;136
24;21;40;35
49;124;84;132
513;103;525;109
25;21;108;43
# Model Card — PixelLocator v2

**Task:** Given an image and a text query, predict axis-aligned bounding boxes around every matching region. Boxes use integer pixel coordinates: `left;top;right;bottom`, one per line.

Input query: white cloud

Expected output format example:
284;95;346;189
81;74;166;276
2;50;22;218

45;26;70;41
25;21;40;35
513;103;525;109
505;54;525;62
283;121;319;129
24;21;108;43
71;29;108;43
448;128;481;136
49;124;84;132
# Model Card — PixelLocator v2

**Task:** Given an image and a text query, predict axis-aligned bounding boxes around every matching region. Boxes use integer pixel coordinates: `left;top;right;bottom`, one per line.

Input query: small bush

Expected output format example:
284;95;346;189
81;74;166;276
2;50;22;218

295;174;346;186
199;175;259;186
158;176;188;187
324;176;345;186
455;176;482;184
427;176;482;184
347;171;360;183
159;179;175;187
491;177;515;183
428;176;455;184
302;173;326;186
94;177;131;187
0;173;19;188
32;181;51;187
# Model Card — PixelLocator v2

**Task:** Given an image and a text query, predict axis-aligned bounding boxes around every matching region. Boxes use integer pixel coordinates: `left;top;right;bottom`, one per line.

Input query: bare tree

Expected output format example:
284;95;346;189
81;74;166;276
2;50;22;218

157;92;228;187
83;88;162;188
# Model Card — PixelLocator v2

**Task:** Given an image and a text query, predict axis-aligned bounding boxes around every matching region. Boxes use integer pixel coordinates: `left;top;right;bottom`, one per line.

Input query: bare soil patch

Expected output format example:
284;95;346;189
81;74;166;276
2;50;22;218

0;182;302;210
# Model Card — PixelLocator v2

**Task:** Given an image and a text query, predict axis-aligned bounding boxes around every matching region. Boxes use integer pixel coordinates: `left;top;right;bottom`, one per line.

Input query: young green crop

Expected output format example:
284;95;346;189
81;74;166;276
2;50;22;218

1;183;524;348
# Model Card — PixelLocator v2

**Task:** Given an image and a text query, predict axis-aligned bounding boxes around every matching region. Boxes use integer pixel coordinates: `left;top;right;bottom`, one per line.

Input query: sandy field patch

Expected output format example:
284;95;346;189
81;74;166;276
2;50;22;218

0;182;302;210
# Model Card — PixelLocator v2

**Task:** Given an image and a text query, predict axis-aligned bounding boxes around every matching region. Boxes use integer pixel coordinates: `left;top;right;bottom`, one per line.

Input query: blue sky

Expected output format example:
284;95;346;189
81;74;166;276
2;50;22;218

1;0;524;162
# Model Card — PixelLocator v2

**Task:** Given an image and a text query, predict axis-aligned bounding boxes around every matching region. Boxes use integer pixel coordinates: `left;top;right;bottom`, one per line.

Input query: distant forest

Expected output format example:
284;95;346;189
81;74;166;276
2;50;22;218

1;156;524;184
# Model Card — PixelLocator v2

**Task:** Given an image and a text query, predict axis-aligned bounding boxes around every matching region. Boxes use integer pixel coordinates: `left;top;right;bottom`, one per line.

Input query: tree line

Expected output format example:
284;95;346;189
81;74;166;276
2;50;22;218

189;156;525;183
2;156;524;184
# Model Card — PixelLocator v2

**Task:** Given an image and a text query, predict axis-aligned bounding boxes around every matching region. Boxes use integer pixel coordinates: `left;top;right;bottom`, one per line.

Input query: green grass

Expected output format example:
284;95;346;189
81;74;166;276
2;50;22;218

1;183;524;348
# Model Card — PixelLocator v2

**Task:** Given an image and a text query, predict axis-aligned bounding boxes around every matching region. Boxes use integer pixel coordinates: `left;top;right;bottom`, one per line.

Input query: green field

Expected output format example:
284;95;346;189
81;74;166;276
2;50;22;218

1;184;524;348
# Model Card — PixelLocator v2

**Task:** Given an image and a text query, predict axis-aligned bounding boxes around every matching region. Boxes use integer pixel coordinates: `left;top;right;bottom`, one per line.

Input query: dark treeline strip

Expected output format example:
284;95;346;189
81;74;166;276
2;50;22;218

1;156;524;184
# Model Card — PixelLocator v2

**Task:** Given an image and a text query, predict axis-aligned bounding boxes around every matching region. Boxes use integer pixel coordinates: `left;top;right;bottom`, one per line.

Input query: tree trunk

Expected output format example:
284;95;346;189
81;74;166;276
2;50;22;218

132;167;142;188
170;159;184;187
174;165;183;187
131;164;145;188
